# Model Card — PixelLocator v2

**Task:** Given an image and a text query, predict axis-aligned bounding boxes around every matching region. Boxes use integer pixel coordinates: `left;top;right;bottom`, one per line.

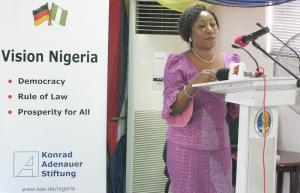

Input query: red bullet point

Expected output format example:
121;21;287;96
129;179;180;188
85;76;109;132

8;79;12;84
8;110;12;114
8;95;12;99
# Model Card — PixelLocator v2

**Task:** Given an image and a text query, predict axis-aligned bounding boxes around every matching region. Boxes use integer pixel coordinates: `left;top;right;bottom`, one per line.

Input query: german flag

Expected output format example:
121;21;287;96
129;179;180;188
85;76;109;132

33;3;50;26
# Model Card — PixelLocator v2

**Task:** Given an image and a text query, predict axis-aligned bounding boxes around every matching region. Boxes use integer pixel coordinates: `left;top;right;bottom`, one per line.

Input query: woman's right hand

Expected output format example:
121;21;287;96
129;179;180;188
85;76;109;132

190;69;217;84
170;69;217;116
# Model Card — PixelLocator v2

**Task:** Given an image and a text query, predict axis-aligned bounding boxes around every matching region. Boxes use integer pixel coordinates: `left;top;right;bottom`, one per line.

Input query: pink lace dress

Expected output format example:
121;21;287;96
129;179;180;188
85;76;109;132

162;53;240;193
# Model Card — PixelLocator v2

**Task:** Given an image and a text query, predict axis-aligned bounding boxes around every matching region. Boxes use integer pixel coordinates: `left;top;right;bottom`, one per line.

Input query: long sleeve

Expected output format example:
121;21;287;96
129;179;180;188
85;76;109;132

162;54;193;127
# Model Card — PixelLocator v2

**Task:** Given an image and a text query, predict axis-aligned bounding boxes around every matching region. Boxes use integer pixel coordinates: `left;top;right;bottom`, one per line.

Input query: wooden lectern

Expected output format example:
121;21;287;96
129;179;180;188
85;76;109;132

193;77;300;193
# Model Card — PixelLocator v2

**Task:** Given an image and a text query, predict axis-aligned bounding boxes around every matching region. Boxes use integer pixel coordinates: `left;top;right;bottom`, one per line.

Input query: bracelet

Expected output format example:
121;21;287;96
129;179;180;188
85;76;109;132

183;85;194;98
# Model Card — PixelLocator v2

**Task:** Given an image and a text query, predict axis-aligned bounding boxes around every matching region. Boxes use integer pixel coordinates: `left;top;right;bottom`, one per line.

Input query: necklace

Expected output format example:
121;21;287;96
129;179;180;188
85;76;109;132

191;48;216;64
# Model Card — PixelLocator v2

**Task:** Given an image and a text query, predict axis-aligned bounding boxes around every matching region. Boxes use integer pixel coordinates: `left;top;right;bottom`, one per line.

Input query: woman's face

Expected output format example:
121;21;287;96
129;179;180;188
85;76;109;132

190;11;219;50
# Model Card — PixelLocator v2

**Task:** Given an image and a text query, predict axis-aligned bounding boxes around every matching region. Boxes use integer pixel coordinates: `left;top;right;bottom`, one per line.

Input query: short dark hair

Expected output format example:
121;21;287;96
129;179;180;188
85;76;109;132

178;5;219;43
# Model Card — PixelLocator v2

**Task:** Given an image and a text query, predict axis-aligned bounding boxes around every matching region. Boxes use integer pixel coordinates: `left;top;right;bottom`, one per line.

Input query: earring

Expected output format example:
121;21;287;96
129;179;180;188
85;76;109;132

189;37;192;42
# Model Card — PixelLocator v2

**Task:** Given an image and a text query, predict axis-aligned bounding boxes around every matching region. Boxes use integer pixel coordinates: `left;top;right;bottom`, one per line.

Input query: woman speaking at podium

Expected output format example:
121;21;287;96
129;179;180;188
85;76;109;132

162;5;240;193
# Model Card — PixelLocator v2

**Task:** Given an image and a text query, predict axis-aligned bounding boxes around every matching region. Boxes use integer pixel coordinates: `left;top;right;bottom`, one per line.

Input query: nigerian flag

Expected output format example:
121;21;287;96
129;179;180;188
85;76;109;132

50;3;68;26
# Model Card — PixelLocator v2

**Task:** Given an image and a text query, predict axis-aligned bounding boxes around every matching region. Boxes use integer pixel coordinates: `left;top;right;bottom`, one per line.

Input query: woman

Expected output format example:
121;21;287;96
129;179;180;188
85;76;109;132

162;5;240;193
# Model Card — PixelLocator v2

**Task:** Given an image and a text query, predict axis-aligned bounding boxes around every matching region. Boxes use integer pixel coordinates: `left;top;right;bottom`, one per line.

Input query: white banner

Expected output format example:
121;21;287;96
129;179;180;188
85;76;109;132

0;1;108;193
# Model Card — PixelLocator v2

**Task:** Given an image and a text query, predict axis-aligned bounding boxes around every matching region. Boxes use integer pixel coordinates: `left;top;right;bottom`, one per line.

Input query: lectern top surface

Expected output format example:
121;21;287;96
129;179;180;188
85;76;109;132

192;77;298;93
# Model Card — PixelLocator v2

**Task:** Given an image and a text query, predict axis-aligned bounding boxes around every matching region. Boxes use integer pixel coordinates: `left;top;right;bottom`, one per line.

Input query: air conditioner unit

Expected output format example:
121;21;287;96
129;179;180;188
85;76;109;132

126;0;188;192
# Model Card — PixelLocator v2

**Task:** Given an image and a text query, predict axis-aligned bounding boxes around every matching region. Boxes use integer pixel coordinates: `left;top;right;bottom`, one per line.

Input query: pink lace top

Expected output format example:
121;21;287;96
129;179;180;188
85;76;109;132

162;53;240;150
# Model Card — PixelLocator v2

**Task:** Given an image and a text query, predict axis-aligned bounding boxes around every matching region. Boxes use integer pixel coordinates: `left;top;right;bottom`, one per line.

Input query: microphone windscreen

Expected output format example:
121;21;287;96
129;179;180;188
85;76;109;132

216;68;229;81
234;35;249;47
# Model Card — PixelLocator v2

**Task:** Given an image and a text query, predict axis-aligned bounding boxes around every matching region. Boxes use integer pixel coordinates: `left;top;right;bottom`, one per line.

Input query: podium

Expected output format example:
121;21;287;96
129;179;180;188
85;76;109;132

193;77;300;193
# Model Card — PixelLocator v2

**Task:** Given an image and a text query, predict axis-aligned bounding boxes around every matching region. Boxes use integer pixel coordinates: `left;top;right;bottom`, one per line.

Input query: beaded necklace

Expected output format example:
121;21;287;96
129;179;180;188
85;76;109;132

191;48;215;64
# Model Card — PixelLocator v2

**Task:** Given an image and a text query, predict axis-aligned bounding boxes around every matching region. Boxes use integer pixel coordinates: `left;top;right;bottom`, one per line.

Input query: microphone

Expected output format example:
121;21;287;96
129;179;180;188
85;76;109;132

256;22;300;62
216;68;229;81
232;44;263;77
234;27;270;47
216;67;253;81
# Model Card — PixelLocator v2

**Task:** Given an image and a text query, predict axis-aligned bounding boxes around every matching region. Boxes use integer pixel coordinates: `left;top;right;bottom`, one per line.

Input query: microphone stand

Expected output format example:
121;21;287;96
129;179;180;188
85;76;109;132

252;40;300;87
256;22;300;62
232;44;259;68
232;44;263;77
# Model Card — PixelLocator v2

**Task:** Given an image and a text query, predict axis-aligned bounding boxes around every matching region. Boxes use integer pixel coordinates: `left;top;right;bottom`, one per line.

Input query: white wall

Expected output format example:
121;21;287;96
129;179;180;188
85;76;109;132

278;106;300;151
212;5;300;193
